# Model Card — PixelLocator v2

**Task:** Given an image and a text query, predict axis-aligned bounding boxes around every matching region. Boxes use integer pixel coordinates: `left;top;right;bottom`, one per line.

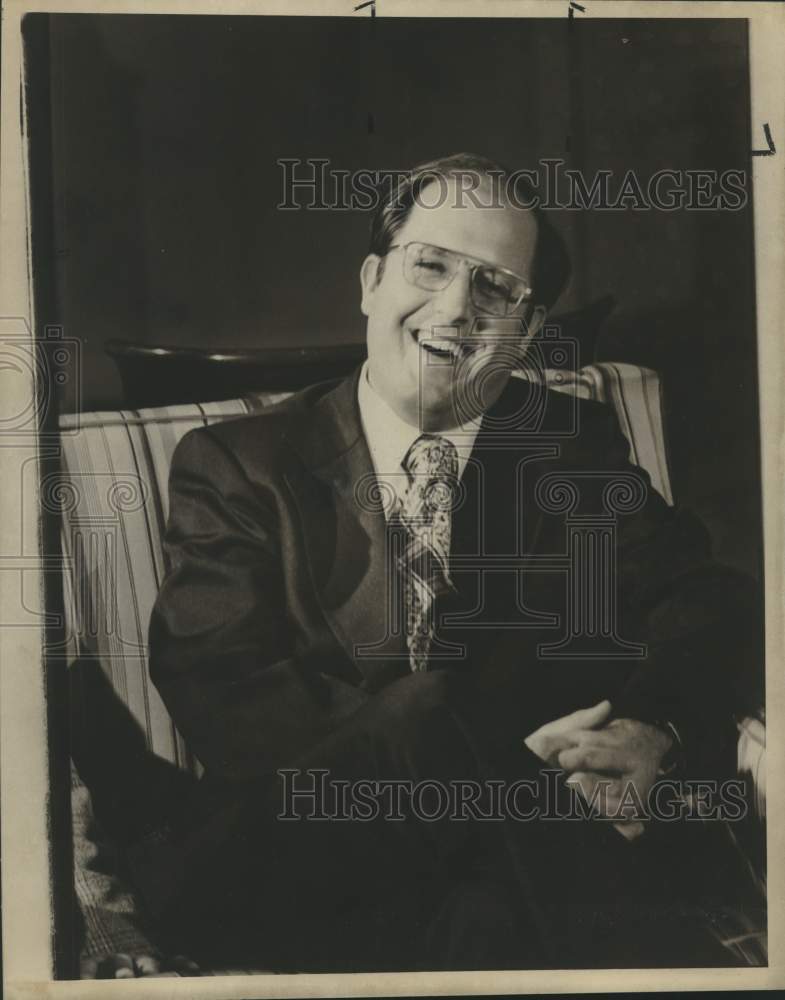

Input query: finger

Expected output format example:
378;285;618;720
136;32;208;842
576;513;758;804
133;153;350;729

531;730;582;762
163;954;201;976
531;700;612;740
524;729;581;765
566;728;627;750
114;953;137;980
79;957;99;979
525;701;613;764
592;789;627;818
565;773;606;816
563;699;613;731
585;775;624;803
96;954;135;979
135;954;162;976
565;771;594;797
600;796;624;818
566;772;620;814
558;745;632;774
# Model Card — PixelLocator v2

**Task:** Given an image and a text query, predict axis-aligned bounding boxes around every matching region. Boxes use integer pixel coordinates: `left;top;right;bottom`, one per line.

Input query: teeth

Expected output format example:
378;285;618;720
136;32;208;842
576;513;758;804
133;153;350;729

410;329;469;361
430;338;455;349
414;333;460;357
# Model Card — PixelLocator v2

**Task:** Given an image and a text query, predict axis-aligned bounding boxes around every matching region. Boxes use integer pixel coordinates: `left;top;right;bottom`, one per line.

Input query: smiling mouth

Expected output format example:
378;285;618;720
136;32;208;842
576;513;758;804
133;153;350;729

411;329;471;361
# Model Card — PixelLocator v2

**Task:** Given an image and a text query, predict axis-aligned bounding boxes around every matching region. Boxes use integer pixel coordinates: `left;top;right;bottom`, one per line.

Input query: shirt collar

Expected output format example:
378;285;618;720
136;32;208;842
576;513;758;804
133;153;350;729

357;361;481;483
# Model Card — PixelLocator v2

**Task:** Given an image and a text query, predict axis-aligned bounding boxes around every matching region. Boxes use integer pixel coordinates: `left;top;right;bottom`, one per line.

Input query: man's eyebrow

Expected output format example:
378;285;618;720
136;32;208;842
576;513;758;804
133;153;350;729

418;241;529;280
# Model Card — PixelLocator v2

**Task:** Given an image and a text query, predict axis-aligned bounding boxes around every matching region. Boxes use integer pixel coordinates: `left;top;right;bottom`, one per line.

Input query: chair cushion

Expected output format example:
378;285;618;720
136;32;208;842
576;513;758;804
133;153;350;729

59;394;289;769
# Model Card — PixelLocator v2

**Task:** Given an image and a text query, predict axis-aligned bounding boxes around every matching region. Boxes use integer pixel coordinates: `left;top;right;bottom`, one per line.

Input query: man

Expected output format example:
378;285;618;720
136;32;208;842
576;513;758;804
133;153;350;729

142;154;757;971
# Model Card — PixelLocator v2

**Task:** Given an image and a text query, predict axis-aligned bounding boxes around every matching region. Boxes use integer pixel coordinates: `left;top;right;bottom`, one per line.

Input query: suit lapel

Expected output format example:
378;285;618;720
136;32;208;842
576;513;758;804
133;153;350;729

452;375;560;562
442;378;566;664
282;369;565;687
283;371;410;691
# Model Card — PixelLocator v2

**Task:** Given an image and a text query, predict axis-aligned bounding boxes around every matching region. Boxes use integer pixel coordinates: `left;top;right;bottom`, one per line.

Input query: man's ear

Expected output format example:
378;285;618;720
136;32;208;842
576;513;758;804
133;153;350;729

360;254;383;317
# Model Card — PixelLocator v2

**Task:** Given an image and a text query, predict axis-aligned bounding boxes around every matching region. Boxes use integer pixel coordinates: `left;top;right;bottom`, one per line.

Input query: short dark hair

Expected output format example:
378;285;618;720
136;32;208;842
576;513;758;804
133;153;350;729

368;153;571;312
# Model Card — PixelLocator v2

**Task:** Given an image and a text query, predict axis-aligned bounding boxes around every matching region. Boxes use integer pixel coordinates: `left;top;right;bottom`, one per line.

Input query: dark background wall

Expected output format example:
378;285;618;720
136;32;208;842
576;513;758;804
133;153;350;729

42;14;760;577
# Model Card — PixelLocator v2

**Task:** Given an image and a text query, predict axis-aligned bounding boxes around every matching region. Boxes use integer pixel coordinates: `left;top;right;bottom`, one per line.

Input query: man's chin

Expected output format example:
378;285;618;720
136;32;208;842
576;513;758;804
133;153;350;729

421;377;509;427
416;392;476;432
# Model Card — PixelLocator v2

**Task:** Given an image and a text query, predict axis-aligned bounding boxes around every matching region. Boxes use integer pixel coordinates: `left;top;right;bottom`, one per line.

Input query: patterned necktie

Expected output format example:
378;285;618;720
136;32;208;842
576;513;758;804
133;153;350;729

398;434;459;671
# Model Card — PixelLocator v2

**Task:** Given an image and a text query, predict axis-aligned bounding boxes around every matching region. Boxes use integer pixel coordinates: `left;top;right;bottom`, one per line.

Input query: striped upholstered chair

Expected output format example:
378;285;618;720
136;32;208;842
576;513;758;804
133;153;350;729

58;364;766;969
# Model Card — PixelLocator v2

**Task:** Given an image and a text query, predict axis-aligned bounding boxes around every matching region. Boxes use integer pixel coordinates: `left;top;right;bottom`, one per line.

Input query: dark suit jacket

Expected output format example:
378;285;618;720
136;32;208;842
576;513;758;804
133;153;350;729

149;368;758;788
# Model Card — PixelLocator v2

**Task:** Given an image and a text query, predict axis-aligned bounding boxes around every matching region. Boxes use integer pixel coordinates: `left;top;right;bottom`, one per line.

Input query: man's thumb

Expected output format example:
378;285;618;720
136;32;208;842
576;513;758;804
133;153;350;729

571;699;612;728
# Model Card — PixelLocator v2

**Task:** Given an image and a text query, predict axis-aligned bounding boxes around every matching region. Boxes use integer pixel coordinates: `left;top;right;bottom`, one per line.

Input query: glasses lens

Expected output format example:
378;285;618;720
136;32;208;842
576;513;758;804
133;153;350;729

402;243;531;316
404;243;455;290
473;267;517;316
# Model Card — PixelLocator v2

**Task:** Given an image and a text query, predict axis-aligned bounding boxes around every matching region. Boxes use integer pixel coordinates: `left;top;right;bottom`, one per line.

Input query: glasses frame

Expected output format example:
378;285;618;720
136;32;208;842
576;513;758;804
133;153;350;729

386;241;534;317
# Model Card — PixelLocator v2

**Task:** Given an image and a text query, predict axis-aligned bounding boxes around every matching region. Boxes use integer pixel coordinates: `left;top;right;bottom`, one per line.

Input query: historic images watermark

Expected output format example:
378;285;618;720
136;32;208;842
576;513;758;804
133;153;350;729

277;768;750;824
0;320;81;437
278;157;748;212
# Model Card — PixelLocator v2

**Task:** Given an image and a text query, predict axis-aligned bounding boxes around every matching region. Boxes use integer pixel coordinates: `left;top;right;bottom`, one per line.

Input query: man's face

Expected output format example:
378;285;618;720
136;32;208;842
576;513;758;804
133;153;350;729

360;178;545;431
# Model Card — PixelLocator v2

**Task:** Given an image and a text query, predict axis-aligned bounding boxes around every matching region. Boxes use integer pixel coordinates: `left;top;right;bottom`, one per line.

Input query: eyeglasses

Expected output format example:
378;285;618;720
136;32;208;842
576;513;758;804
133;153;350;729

387;241;534;317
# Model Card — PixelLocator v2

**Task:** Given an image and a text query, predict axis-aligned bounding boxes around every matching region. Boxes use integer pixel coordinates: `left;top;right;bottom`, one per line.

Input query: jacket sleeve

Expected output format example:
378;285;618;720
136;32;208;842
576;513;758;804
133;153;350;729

148;426;369;782
584;402;763;777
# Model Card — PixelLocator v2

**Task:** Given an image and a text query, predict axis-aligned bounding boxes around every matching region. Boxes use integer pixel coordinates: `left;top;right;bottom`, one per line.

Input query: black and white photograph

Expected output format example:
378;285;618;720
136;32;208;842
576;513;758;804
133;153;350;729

1;1;783;995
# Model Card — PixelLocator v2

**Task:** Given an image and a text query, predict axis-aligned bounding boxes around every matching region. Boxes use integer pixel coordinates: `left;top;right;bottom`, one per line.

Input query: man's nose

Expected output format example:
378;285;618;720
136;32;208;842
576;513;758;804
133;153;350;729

431;263;474;327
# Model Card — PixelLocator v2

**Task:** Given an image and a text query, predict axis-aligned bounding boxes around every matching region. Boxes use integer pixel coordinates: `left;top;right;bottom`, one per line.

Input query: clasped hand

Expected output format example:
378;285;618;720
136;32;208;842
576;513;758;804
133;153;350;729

524;700;673;840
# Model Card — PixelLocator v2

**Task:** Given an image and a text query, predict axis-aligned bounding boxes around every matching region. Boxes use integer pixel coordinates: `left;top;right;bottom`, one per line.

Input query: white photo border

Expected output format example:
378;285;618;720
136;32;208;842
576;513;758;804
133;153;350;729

1;1;783;995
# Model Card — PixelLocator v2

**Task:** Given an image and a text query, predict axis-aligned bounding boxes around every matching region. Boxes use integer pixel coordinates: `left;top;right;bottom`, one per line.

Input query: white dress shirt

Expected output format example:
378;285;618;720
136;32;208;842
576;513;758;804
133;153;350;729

357;361;481;521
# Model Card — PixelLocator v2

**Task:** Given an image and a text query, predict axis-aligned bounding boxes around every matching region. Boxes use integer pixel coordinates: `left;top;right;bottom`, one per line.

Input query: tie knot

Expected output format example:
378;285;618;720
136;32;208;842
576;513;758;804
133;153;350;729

403;434;458;481
400;435;459;521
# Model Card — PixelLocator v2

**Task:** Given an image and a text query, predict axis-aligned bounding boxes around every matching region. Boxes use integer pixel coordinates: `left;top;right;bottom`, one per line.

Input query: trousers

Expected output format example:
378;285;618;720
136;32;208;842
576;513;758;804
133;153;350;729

143;669;741;972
